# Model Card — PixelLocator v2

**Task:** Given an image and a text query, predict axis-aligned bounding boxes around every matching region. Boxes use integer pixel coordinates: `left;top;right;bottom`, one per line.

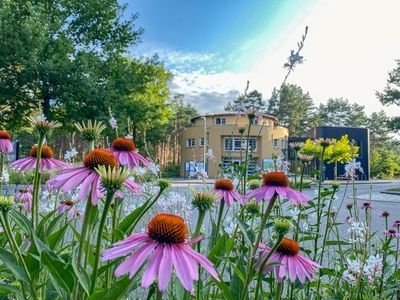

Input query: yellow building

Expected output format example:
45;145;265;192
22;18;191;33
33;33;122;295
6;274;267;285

180;112;289;178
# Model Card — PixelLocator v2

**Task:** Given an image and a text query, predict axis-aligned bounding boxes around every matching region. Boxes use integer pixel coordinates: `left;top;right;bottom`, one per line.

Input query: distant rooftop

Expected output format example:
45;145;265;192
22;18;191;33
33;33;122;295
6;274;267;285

191;111;278;122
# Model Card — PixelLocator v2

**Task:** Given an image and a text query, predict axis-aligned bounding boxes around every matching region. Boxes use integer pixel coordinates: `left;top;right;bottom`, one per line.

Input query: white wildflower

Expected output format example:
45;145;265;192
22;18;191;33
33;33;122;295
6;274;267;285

0;170;9;184
64;148;78;161
148;162;160;176
109;117;118;129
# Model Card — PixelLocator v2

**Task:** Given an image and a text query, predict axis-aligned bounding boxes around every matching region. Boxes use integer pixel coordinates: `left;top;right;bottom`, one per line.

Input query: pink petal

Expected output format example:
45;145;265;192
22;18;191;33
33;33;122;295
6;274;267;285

158;245;173;292
141;246;163;288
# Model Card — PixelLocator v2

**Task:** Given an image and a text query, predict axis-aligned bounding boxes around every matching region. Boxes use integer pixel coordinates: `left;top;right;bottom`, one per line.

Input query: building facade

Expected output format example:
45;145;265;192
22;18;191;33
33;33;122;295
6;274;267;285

180;112;289;178
288;126;370;180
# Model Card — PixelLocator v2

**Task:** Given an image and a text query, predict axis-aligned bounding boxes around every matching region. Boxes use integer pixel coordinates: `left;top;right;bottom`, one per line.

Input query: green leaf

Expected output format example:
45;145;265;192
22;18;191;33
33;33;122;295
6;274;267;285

325;240;350;246
72;258;91;295
208;233;227;266
0;249;29;284
46;213;65;236
236;217;254;245
41;251;75;294
0;283;24;299
117;197;152;235
87;276;138;300
47;223;69;250
9;210;32;236
211;278;232;300
230;254;245;300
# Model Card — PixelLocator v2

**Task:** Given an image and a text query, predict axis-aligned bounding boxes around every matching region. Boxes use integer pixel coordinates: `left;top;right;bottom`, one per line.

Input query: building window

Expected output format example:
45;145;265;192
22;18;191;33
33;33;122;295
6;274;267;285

186;138;195;148
281;139;287;149
222;157;257;175
199;137;205;147
215;117;226;125
273;139;279;148
224;137;257;151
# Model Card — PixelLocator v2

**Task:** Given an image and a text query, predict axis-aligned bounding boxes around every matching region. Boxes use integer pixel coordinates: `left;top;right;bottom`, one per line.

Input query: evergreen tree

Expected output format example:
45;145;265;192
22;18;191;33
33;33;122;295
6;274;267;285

225;90;267;113
267;84;317;136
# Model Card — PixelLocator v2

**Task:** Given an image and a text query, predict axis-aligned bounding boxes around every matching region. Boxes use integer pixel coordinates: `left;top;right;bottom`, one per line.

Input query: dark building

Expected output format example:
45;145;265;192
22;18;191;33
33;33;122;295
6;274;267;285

288;126;370;181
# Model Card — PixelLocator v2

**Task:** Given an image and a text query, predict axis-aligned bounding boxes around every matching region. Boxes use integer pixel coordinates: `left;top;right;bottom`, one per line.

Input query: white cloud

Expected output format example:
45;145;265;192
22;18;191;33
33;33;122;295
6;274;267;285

139;0;400;117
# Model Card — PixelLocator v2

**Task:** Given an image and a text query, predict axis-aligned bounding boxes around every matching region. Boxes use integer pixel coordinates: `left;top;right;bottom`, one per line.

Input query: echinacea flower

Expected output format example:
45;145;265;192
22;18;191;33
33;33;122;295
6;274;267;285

110;138;150;169
245;172;309;206
214;178;244;206
14;189;32;212
393;220;400;228
57;200;79;219
361;202;372;210
47;149;140;205
256;238;320;283
11;145;69;172
0;131;13;154
379;210;391;217
289;142;304;151
102;213;219;292
384;229;400;239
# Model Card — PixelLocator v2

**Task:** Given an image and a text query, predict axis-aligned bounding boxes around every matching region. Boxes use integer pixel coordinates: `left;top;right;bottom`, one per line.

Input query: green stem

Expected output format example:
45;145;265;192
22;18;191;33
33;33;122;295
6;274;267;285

2;211;38;300
242;120;252;194
90;191;114;293
275;281;283;300
313;148;325;261
254;234;284;300
210;200;225;248
378;238;392;296
0;154;4;194
156;289;163;300
241;194;278;300
32;134;44;229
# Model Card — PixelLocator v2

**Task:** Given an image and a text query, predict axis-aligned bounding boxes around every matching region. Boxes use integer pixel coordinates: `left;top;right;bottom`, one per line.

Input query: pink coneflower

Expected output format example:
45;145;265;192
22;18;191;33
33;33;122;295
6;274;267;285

11;145;69;172
384;229;400;239
245;172;309;206
213;179;244;206
110;138;150;169
102;213;219;292
256;238;320;283
57;200;79;219
393;220;400;228
0;131;13;154
14;189;32;212
361;202;372;210
47;149;141;206
379;210;391;217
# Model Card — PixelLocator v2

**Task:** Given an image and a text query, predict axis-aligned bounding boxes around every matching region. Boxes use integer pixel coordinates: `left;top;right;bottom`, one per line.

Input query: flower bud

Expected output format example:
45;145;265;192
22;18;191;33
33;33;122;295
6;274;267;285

191;190;216;212
248;179;261;190
158;179;171;191
274;218;292;235
245;201;260;215
0;196;14;212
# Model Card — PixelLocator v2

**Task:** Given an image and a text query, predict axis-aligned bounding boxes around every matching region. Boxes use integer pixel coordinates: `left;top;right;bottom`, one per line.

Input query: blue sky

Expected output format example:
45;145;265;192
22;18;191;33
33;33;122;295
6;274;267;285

124;0;400;115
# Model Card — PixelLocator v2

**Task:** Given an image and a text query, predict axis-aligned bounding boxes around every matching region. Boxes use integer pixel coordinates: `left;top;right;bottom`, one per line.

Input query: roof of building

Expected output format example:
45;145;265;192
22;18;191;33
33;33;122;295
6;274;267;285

191;111;278;122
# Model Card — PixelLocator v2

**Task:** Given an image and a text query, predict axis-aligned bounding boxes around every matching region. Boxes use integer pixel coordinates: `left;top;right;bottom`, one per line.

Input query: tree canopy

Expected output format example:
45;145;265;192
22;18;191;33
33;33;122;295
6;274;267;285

225;90;267;113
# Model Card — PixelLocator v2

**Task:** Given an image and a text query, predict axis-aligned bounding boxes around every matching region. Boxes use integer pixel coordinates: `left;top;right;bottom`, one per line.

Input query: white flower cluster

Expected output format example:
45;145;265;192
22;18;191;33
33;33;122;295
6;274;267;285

0;170;9;184
195;168;208;180
342;255;382;284
344;159;364;179
147;162;160;176
109;117;118;129
157;191;192;223
347;220;368;243
64;148;78;161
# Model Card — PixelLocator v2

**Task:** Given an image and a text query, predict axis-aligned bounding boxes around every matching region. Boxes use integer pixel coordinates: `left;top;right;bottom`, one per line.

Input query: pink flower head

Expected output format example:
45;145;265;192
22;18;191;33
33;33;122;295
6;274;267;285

393;220;400;228
102;213;219;292
110;138;150;169
245;172;309;206
47;149;140;206
379;210;391;218
11;145;69;172
384;229;400;239
361;202;372;210
256;238;320;283
0;131;13;154
213;178;244;206
14;188;32;212
57;200;80;219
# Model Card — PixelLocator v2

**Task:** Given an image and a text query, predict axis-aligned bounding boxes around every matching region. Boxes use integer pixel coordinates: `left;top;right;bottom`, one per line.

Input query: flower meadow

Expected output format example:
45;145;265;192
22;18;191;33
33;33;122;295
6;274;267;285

0;116;399;300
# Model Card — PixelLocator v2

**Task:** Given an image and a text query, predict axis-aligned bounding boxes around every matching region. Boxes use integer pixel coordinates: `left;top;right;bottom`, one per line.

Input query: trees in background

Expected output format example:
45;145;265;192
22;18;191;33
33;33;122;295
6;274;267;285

317;98;368;127
268;84;317;136
225;90;267;113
